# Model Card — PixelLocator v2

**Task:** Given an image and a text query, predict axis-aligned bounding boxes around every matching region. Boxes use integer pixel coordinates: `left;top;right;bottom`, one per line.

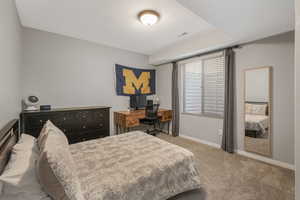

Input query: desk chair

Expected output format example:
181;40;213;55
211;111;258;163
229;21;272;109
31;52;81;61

140;104;160;136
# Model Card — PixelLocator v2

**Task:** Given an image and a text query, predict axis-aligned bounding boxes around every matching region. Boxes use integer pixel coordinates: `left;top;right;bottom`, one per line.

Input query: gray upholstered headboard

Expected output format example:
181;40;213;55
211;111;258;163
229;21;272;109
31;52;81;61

0;119;19;174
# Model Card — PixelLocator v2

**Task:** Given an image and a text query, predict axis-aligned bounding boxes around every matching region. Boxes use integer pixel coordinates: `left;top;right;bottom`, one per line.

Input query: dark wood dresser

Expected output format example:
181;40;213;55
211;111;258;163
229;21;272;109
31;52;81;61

20;106;110;144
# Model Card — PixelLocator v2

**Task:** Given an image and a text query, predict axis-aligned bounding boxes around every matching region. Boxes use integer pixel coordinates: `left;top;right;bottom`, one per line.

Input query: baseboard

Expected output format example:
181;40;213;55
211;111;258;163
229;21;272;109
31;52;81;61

179;134;294;171
180;134;221;149
236;150;295;171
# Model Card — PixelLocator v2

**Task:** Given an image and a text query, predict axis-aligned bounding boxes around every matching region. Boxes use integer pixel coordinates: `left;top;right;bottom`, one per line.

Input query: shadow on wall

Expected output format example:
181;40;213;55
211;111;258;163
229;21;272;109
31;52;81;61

249;31;294;45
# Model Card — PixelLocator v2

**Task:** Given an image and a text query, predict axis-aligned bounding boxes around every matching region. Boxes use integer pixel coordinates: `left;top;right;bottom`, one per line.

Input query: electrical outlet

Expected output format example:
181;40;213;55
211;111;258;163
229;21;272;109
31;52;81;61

218;129;223;136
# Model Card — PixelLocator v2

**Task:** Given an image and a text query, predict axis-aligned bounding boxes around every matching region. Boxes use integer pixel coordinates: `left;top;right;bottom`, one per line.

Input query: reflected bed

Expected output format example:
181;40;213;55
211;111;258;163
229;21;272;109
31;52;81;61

245;114;269;137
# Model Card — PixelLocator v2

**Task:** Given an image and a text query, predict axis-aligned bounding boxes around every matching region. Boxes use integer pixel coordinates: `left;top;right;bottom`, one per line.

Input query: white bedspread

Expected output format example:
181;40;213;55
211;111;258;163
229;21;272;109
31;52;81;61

69;131;201;200
245;114;269;134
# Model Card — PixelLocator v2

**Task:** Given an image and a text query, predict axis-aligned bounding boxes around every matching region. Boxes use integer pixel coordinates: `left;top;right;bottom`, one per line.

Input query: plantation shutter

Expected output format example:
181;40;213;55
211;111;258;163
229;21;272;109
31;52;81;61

202;56;225;116
183;61;202;114
183;52;225;117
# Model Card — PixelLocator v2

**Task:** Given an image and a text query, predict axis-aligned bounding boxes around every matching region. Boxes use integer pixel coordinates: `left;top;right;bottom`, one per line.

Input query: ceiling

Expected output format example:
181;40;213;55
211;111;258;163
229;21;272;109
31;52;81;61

15;0;294;56
15;0;215;55
176;0;295;43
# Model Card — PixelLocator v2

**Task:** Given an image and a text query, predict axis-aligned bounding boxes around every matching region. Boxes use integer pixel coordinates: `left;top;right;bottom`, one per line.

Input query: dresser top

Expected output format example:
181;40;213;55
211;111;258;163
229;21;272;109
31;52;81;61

21;106;111;114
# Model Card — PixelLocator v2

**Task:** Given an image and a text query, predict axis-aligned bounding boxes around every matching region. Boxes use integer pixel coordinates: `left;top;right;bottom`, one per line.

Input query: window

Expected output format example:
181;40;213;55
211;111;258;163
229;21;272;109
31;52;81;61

183;52;225;118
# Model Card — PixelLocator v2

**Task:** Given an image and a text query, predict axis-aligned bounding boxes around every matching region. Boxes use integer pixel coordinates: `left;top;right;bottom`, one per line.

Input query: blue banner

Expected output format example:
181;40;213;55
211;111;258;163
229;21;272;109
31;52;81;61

115;64;156;96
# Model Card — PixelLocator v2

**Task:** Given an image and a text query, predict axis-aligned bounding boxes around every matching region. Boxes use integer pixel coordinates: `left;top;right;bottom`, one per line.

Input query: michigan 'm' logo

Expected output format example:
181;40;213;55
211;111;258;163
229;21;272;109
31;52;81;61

123;69;151;94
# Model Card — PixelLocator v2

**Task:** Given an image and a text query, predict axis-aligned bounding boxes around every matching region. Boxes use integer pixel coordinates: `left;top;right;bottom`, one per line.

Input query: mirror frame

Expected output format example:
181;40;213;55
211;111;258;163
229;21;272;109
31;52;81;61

243;66;273;157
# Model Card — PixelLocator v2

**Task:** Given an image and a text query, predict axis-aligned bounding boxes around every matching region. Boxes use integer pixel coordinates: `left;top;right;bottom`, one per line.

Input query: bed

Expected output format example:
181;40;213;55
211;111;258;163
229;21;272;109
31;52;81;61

245;102;269;138
245;114;269;135
0;119;206;200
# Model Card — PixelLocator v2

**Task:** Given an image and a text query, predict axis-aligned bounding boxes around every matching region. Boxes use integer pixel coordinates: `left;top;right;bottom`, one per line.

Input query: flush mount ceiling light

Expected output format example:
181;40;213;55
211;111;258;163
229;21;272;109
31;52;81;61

138;10;160;26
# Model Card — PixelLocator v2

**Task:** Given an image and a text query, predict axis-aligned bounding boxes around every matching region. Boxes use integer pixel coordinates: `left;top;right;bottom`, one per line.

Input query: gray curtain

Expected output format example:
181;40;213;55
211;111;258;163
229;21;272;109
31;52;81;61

222;49;235;153
172;62;180;136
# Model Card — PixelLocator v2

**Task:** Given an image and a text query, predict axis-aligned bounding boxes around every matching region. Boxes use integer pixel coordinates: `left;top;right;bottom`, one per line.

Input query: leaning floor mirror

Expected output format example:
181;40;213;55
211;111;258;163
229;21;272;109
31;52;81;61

244;66;272;157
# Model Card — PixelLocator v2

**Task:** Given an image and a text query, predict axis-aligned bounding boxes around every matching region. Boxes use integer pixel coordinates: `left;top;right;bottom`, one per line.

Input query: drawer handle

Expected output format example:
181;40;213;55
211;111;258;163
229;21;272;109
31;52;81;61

63;117;66;121
99;123;103;127
83;126;86;129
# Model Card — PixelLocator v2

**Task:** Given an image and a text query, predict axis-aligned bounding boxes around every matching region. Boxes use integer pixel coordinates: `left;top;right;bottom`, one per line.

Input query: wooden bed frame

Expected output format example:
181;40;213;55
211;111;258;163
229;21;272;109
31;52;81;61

0;119;19;174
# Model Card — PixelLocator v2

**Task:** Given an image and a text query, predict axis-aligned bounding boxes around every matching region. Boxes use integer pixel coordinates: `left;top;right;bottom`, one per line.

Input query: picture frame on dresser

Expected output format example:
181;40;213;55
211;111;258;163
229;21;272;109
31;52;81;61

20;106;110;144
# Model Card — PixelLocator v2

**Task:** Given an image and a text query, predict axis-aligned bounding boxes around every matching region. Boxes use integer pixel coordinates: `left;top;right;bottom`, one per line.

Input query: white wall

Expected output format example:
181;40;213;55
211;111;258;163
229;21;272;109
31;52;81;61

295;0;300;198
156;63;172;109
149;29;234;65
156;32;295;165
235;32;295;165
0;0;22;129
156;64;223;145
245;69;269;102
21;28;153;134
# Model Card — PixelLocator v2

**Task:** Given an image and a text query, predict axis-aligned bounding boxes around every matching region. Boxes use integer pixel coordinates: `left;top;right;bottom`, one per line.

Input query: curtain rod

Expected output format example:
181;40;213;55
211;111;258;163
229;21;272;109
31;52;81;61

155;45;241;66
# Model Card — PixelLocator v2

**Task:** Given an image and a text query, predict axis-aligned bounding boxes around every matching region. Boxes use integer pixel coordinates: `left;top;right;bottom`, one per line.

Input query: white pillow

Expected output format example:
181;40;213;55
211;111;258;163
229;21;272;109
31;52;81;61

37;120;69;151
0;134;50;200
245;103;253;114
13;134;39;153
251;104;267;115
245;103;267;115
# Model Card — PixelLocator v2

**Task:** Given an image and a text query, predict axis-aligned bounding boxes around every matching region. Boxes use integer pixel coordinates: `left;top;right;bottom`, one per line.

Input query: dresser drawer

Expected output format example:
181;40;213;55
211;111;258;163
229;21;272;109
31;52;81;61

25;128;41;138
93;109;109;119
26;125;74;138
82;130;108;141
20;106;111;144
24;115;50;128
79;122;107;130
68;129;108;144
24;113;74;128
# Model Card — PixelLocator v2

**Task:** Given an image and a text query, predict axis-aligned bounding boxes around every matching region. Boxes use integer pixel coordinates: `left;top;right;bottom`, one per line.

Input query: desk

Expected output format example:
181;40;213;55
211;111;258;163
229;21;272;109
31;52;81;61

114;109;172;134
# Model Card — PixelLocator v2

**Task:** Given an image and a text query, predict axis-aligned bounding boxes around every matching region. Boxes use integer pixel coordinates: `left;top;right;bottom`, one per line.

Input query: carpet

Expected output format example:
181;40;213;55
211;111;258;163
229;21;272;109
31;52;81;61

157;133;295;200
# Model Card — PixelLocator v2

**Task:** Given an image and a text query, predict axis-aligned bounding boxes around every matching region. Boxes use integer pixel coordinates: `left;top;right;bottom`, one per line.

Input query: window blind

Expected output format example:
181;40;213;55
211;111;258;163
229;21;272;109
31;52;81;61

183;54;225;117
183;61;202;114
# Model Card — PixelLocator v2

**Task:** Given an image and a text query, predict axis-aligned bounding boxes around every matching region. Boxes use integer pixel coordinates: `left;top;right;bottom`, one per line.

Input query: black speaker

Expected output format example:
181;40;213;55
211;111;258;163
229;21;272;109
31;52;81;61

40;105;51;111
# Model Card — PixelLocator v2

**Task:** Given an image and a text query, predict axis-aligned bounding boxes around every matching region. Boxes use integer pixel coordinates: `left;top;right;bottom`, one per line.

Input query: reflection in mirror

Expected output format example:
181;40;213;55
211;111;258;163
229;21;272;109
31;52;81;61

244;67;272;157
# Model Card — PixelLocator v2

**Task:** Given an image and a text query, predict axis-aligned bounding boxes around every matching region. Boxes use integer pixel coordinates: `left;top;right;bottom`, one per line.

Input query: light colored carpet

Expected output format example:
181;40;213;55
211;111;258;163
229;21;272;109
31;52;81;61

244;136;271;156
157;133;295;200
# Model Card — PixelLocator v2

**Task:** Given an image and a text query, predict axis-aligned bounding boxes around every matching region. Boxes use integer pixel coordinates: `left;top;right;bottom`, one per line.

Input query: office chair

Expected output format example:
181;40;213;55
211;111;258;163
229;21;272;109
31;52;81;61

140;103;160;136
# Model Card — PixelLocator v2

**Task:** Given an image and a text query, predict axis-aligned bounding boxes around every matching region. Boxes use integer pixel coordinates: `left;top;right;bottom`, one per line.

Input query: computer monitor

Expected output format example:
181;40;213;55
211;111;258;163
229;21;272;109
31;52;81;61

130;95;147;110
